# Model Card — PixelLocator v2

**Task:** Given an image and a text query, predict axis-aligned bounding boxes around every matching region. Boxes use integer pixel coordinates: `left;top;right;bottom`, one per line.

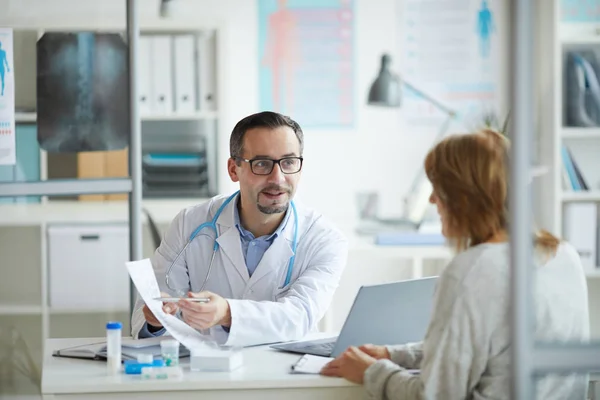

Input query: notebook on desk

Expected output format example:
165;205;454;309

52;337;190;362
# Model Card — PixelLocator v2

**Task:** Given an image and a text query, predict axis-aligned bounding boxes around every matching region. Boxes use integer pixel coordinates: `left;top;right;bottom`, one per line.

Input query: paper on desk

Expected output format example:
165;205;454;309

290;354;421;376
290;354;333;374
126;259;214;350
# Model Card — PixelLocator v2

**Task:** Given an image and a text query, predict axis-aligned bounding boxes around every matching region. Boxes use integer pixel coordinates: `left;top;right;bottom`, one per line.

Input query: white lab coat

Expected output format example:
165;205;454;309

131;193;348;347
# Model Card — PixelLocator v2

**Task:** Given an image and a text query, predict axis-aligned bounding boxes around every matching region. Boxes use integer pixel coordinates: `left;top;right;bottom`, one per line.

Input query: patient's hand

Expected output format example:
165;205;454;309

358;344;391;360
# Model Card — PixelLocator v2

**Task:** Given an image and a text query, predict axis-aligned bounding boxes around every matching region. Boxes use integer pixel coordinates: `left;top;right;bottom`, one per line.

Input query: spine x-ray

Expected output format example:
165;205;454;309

37;32;130;152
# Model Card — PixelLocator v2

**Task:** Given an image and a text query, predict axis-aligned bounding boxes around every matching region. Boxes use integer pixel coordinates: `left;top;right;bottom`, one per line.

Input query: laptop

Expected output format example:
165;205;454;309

270;276;438;358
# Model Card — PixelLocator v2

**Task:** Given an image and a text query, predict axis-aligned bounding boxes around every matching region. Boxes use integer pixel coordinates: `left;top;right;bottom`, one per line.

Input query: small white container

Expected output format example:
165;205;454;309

160;339;180;367
190;346;243;372
137;353;153;364
105;321;122;375
141;366;183;380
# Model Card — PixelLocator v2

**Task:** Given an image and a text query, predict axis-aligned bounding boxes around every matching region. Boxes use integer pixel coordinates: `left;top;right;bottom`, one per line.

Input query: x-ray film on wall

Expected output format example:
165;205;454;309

37;32;129;152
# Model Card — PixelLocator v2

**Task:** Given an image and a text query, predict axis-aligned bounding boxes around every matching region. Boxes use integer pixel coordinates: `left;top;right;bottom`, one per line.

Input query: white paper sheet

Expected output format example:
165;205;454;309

126;259;214;350
290;354;333;374
290;354;421;375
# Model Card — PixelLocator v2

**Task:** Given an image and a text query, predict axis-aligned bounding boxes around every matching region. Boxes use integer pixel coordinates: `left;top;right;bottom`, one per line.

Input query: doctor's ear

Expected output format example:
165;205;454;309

227;157;240;183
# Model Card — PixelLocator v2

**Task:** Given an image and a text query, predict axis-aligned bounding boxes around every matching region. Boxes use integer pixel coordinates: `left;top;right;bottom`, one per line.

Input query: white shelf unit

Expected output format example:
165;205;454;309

562;191;600;202
0;305;43;316
537;1;600;246
16;111;219;123
561;127;600;139
14;24;223;204
2;19;227;373
535;1;600;338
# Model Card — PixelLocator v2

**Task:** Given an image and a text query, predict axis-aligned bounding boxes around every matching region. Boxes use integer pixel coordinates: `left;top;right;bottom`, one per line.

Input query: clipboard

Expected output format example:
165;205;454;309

289;354;422;376
290;354;333;374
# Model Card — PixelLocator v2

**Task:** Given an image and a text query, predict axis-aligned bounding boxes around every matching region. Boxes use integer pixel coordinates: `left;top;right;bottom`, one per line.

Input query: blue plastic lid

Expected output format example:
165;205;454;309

106;321;122;330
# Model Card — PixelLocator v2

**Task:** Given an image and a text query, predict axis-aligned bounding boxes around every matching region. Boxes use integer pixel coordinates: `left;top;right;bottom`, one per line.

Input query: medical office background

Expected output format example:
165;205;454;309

1;0;600;394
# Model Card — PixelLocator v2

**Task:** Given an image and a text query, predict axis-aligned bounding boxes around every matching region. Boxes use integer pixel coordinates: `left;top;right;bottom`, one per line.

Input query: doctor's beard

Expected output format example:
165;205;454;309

257;184;291;215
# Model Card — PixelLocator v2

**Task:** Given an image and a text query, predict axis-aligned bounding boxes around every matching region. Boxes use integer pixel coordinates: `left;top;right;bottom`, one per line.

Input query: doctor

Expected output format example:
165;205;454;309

131;111;348;347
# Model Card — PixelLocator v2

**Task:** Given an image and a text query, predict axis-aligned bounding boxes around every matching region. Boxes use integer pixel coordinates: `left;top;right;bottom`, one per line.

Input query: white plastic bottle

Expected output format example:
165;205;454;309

106;321;122;375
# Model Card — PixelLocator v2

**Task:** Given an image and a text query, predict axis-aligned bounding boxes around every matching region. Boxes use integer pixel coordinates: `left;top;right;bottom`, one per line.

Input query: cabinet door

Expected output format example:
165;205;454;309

48;224;130;312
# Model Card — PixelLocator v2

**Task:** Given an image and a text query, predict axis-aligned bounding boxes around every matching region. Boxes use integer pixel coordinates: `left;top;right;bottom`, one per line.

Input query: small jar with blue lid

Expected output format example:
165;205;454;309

106;321;122;375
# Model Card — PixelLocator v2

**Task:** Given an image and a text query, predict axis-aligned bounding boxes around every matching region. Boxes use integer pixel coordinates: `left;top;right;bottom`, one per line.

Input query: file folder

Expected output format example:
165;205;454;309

564;203;597;272
150;35;174;115
138;36;153;116
174;34;197;114
198;30;217;111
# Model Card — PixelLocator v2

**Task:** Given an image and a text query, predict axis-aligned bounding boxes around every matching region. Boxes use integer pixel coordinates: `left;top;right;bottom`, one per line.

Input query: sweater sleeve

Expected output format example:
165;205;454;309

363;276;490;399
386;341;423;369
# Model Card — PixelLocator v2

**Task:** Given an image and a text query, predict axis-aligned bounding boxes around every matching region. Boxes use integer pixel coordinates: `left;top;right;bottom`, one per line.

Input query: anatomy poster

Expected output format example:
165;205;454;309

400;0;503;133
258;0;354;129
0;28;15;165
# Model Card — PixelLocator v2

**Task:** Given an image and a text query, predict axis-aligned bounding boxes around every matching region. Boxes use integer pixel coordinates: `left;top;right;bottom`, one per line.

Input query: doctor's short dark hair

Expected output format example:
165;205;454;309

229;111;304;160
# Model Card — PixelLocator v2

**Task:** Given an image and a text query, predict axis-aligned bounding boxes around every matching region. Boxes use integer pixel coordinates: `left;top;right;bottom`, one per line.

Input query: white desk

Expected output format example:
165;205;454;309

40;338;600;400
42;337;364;400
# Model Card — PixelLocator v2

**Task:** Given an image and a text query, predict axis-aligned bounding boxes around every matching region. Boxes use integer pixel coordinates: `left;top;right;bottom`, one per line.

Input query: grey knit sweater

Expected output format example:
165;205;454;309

363;242;590;400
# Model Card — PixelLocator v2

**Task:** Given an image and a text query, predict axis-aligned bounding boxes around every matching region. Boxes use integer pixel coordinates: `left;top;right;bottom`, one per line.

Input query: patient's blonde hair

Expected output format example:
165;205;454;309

424;128;559;255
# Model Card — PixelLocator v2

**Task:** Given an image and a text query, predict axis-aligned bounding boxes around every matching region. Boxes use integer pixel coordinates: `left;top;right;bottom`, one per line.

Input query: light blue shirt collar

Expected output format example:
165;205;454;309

233;196;292;241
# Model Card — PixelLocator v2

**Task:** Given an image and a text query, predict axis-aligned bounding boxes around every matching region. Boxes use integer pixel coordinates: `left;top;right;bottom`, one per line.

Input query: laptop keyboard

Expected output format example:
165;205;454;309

295;340;335;354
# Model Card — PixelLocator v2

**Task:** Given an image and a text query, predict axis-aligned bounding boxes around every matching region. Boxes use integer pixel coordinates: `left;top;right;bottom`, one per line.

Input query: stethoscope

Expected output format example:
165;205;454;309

165;191;299;297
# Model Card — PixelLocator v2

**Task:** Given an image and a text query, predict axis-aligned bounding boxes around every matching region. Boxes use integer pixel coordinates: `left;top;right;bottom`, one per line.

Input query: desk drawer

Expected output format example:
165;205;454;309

47;224;130;312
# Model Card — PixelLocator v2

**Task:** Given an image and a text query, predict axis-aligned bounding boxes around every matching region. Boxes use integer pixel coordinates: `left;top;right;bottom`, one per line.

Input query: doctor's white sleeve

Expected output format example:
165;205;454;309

131;209;191;339
221;229;348;347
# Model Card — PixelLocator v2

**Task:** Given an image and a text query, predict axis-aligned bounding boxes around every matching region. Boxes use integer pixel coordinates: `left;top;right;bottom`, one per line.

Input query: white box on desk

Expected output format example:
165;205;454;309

190;347;243;372
563;202;598;272
47;224;130;311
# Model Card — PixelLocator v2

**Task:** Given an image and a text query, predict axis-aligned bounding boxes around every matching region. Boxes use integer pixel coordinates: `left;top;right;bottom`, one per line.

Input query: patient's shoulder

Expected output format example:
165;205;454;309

438;243;510;301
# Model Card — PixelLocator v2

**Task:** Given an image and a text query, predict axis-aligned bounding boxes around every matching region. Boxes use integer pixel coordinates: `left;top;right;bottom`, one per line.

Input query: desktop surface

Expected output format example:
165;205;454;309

41;337;600;399
42;335;360;398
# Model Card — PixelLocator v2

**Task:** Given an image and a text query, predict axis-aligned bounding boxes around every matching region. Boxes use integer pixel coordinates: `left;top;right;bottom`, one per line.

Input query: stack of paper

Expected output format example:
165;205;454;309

126;259;215;350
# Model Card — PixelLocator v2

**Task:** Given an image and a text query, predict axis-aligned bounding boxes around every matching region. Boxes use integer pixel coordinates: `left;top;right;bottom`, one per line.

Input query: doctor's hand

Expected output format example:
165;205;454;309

143;291;179;328
320;346;377;384
179;291;232;330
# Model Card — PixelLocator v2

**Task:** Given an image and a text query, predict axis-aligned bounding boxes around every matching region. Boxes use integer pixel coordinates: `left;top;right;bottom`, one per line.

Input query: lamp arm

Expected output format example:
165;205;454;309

401;101;455;225
402;80;456;117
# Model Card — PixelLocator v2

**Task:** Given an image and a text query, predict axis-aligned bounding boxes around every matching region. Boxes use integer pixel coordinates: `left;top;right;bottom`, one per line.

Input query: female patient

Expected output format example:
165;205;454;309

321;129;590;399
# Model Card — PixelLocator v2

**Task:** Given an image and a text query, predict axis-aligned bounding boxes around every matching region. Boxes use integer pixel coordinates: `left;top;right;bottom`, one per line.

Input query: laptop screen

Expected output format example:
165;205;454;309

331;276;438;357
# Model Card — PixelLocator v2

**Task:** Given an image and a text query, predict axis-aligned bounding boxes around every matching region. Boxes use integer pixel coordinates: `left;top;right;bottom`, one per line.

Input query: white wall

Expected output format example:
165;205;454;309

2;0;508;223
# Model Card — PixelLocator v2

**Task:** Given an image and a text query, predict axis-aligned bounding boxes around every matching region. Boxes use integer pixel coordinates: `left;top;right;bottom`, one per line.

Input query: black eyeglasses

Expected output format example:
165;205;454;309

234;156;304;175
